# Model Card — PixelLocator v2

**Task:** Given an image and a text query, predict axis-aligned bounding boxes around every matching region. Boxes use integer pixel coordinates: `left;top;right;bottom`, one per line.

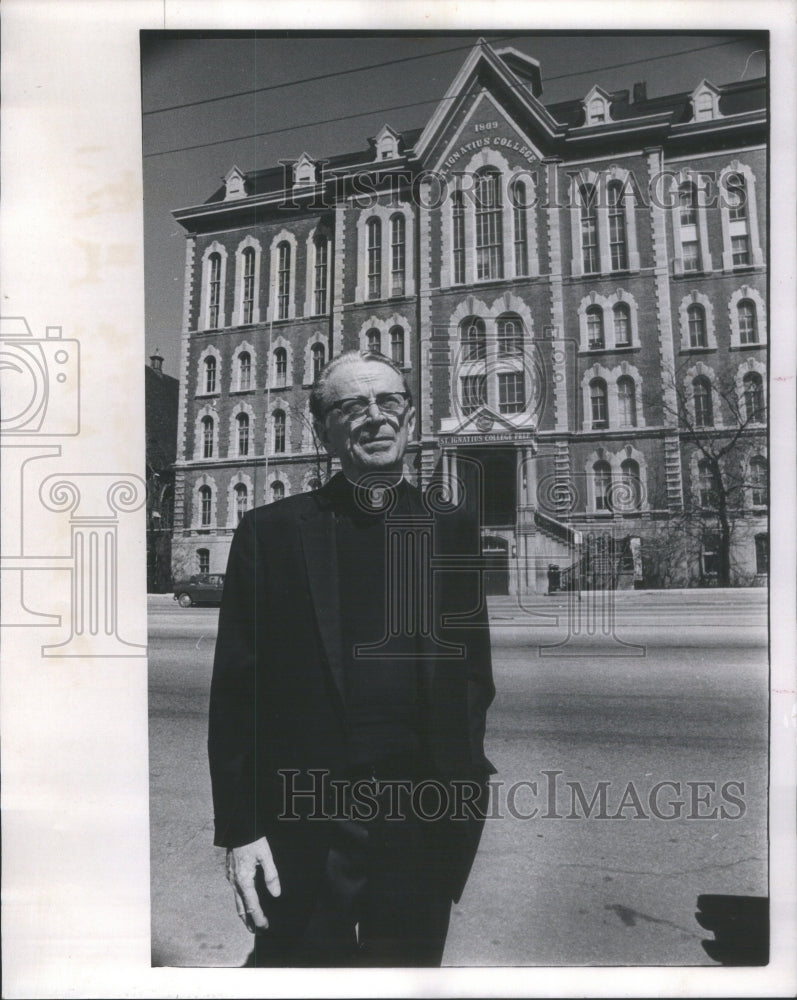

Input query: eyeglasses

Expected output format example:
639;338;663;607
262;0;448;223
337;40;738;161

324;391;410;421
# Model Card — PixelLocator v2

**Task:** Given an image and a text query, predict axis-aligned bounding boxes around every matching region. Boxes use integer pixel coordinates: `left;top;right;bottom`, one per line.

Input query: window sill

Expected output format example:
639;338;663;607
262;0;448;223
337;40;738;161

729;342;766;350
195;392;219;399
672;269;713;279
680;346;717;354
230;389;255;396
581;345;639;355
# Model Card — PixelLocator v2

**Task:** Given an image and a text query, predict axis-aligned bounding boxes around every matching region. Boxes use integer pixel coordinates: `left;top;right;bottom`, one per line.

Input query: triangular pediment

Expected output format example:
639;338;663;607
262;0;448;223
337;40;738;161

452;405;519;435
415;39;563;169
223;165;247;201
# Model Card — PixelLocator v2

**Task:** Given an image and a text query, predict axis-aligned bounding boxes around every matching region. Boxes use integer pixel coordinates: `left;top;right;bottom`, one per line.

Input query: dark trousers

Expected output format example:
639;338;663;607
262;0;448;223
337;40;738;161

247;813;453;968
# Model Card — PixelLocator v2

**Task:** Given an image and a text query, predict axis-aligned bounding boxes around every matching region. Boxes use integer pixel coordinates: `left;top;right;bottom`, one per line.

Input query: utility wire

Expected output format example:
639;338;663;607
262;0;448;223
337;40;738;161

143;35;524;115
144;38;759;160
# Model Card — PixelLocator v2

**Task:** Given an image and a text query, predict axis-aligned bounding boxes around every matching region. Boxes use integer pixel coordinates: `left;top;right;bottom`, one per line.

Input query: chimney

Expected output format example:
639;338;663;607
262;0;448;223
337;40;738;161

633;82;647;105
150;352;163;374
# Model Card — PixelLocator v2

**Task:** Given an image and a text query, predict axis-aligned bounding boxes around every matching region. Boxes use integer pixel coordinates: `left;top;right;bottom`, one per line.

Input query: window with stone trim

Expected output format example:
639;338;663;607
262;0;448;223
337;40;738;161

692;376;713;427
313;236;328;316
593;460;612;511
197;547;210;573
234;483;248;523
460;374;487;415
697;459;718;508
737;299;759;345
687;304;707;348
272;410;286;454
367;218;382;300
617;375;637;427
208;252;222;328
749;455;768;507
580;184;599;274
204;356;217;394
311;343;325;379
241;247;256;324
277;242;291;320
274;347;288;386
461;317;486;362
590;378;608;428
511;179;529;277
475;170;503;280
586;305;605;350
497;315;523;357
236;413;250;456
237;351;252;391
607;181;628;271
390;326;405;366
366;328;381;354
743;372;765;423
613;303;631;347
619;458;642;511
201;416;214;458
271;480;285;503
390;214;405;297
198;487;212;527
452;191;466;285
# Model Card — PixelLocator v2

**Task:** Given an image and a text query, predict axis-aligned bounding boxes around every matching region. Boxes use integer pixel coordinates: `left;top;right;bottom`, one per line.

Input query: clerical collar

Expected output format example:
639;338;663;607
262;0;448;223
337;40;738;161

321;471;409;517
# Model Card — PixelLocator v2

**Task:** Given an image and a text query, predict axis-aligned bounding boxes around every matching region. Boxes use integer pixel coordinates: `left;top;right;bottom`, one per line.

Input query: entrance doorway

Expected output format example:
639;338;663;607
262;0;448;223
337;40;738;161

482;534;510;595
459;447;517;526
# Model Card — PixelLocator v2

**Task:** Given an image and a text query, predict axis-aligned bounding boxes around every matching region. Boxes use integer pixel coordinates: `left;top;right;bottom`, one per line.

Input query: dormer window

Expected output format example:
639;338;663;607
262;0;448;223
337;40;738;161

293;153;317;188
583;87;612;127
374;125;400;162
224;166;246;201
690;81;722;122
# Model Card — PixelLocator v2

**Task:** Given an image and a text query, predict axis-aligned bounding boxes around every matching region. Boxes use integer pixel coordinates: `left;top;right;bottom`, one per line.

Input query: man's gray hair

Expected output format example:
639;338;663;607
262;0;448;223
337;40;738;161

309;350;413;421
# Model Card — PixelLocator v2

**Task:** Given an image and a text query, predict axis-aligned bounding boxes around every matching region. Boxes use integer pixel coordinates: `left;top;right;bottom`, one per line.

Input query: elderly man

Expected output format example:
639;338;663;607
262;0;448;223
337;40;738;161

208;350;494;967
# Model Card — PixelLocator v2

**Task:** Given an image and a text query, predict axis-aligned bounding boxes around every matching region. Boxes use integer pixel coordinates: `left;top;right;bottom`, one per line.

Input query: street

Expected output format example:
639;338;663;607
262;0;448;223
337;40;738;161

148;590;768;967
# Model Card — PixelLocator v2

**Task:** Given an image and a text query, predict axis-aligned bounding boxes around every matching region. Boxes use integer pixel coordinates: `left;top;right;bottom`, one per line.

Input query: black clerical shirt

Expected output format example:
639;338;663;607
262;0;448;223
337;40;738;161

330;474;423;776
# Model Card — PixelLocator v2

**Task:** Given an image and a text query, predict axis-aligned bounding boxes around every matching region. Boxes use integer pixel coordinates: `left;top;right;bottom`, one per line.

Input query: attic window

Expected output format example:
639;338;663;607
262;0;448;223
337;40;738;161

691;84;721;122
375;127;399;162
224;169;246;201
584;91;611;127
293;156;316;188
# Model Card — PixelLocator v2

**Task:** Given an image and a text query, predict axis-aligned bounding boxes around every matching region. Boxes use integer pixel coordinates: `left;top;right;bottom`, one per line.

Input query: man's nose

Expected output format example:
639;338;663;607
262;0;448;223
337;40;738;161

363;399;386;420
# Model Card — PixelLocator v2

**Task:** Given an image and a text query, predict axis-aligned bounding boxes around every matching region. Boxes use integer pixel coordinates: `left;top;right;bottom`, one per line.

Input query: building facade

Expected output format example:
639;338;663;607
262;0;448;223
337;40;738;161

171;40;767;592
146;353;179;592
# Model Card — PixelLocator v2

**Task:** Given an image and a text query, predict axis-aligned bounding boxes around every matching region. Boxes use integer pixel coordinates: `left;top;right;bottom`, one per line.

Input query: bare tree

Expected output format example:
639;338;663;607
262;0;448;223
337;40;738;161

656;360;767;587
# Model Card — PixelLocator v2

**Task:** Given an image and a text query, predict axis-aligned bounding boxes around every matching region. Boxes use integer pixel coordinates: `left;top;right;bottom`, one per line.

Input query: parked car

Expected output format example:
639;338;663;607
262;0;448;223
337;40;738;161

173;573;225;607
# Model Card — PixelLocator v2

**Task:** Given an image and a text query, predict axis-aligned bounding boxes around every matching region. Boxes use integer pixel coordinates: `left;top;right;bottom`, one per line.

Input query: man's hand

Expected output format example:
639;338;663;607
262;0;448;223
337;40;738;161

226;836;281;934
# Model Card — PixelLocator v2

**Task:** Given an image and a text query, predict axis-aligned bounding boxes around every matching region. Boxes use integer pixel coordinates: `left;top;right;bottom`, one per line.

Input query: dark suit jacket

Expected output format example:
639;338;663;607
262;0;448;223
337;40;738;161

208;474;495;936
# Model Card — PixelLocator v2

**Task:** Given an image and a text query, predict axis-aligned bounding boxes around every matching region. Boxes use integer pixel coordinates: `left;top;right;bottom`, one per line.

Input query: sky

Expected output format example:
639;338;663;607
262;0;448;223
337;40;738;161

141;31;767;376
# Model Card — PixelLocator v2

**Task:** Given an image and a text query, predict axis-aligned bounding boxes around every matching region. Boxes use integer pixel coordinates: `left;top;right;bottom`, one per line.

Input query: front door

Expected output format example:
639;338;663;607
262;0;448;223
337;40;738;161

482;534;509;596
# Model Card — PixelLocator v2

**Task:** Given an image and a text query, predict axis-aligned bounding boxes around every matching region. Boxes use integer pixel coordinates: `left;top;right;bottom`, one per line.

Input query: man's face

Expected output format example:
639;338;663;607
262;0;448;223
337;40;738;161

314;359;415;481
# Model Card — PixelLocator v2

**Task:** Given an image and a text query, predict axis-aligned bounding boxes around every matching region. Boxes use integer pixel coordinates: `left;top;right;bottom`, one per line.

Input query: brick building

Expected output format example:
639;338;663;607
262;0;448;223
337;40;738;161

146;353;179;591
170;39;767;592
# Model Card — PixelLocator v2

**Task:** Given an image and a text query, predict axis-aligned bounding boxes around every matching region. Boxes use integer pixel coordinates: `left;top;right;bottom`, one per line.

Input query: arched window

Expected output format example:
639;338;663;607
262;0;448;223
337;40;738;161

367;218;381;299
726;174;749;265
593;460;612;511
613;303;631;347
737;300;758;345
271;481;285;503
743;372;764;423
236;413;250;456
452;190;466;285
697;459;718;508
687;304;707;348
390;326;405;366
497;316;523;357
366;328;381;354
617;376;637;427
620;459;641;511
589;378;608;428
311;342;325;379
474;170;503;280
198;486;212;527
586;305;605;350
201;416;214;458
692;376;713;427
208;252;222;328
308;477;322;491
313;236;328;315
750;456;767;507
390;214;405;296
204;356;217;394
277;242;291;319
234;483;248;523
589;97;606;123
678;182;700;272
238;351;251;391
511;179;529;276
580;184;598;274
461;317;486;361
607;182;628;271
241;247;256;324
197;547;210;574
273;409;286;454
274;347;287;386
679;182;698;227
